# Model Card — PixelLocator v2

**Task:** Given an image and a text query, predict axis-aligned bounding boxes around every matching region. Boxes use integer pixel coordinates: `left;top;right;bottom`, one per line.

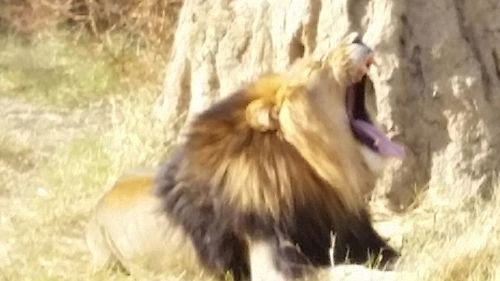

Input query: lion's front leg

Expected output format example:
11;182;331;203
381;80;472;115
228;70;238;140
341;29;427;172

248;236;313;281
248;240;286;281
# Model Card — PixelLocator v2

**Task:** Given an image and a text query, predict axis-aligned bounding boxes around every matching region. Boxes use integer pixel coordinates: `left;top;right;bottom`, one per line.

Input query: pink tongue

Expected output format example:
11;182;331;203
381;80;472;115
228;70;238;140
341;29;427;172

352;120;405;158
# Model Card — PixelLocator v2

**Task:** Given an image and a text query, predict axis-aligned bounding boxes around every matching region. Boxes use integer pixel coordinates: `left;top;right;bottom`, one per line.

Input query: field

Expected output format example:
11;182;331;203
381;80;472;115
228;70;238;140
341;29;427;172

0;27;499;281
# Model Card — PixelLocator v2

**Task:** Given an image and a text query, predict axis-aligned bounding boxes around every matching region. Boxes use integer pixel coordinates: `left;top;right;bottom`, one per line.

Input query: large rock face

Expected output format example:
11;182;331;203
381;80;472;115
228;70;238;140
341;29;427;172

155;0;500;209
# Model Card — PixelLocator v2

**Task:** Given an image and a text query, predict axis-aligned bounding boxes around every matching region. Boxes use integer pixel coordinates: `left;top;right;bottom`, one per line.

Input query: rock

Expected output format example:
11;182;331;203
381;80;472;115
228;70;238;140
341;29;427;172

154;0;500;208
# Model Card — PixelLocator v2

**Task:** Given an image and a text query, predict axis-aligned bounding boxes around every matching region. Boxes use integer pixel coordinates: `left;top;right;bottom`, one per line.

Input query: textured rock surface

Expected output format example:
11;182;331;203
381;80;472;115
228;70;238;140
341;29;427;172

155;0;500;209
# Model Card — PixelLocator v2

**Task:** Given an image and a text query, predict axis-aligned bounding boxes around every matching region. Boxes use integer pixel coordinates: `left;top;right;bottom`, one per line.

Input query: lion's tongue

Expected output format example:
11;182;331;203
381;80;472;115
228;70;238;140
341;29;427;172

352;120;405;158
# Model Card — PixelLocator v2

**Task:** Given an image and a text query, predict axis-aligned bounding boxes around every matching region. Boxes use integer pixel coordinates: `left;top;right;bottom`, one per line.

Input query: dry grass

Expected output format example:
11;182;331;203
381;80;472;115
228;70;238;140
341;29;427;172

394;187;500;281
0;27;499;281
0;27;174;281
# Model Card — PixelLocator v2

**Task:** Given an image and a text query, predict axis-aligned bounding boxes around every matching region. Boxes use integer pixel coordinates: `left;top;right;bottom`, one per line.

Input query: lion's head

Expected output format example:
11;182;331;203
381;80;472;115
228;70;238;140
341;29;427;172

241;33;405;213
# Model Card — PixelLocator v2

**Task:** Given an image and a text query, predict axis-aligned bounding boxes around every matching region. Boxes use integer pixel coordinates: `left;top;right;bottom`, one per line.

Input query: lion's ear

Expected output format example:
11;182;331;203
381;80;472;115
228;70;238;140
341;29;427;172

246;99;279;131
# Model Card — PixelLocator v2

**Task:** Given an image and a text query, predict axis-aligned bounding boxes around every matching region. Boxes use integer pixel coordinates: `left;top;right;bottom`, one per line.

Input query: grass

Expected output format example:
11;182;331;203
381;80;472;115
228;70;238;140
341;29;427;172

395;188;500;281
0;27;172;280
0;29;167;108
0;27;499;281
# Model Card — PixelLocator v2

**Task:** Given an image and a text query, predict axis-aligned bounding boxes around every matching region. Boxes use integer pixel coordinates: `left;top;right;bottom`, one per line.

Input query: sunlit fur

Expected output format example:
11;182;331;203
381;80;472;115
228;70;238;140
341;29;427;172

87;33;397;281
85;169;202;276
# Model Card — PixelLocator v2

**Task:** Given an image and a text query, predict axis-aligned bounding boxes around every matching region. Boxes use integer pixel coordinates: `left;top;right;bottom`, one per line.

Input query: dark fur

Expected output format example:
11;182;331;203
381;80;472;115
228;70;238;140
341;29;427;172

155;90;397;280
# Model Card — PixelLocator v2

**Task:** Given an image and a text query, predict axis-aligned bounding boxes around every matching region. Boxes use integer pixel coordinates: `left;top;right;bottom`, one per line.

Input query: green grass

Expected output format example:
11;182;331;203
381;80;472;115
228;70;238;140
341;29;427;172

0;27;499;281
0;29;166;108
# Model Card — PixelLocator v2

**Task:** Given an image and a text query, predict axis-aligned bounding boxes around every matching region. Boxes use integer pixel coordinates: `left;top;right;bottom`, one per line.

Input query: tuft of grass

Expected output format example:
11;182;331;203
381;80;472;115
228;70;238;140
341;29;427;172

0;134;35;175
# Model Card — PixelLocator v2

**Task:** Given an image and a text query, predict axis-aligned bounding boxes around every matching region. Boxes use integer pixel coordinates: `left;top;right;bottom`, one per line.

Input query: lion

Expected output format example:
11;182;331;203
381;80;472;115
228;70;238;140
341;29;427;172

86;33;405;281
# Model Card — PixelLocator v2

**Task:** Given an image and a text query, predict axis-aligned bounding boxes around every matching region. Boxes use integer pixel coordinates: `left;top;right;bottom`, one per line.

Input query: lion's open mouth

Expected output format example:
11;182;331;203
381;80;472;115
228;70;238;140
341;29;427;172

346;76;405;158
